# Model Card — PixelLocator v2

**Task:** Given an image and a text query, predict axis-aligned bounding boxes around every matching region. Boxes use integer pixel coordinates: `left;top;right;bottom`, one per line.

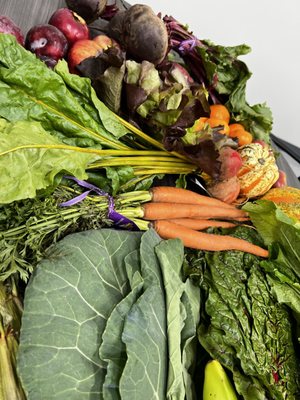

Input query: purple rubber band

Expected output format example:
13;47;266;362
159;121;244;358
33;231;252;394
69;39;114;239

63;176;108;196
178;38;197;52
60;176;139;230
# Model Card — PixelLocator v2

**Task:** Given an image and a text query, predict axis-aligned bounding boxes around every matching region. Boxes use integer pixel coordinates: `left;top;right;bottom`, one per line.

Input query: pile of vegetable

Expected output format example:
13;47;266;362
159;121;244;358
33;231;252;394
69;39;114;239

0;1;299;399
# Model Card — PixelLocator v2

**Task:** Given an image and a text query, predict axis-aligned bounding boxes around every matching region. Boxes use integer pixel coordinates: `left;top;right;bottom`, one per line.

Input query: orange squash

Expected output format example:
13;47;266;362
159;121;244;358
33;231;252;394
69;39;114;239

262;186;300;221
237;143;279;198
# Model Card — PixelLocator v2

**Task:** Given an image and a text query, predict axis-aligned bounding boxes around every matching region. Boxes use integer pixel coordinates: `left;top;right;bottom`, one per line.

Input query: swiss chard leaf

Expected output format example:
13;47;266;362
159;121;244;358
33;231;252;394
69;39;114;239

194;227;300;400
0;34;128;148
0;119;96;204
244;200;300;338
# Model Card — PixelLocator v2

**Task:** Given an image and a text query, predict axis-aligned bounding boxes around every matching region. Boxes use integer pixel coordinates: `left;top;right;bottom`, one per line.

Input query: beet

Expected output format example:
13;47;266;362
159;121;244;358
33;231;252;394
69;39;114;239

65;0;107;23
107;4;168;65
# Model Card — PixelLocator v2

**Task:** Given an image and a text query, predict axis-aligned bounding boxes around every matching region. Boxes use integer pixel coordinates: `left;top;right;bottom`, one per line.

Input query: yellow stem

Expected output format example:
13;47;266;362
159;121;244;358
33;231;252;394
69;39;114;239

89;158;193;168
133;168;195;175
114;113;189;161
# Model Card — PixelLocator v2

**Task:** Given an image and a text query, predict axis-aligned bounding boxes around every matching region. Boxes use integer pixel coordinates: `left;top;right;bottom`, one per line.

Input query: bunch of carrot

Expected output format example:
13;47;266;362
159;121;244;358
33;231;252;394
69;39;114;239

139;186;269;258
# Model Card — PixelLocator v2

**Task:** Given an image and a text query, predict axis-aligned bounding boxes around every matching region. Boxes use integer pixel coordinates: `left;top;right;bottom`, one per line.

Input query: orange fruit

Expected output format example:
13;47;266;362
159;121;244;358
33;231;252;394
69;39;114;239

228;123;253;146
210;104;230;124
234;130;253;146
229;123;245;134
206;118;230;135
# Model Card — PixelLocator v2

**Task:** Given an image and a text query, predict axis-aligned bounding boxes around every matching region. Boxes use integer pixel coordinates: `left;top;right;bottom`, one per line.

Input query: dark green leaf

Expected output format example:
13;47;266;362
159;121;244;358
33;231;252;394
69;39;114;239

18;229;142;399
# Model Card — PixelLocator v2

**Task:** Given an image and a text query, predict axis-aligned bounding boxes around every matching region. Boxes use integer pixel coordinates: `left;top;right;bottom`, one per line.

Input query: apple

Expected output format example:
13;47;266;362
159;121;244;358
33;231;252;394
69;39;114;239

68;34;115;73
92;34;114;50
49;8;89;46
0;15;24;45
25;24;68;67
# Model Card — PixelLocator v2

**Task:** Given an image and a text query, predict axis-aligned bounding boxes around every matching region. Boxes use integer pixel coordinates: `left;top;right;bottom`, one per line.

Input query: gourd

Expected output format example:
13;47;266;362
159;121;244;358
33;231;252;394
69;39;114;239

237;143;279;198
262;186;300;221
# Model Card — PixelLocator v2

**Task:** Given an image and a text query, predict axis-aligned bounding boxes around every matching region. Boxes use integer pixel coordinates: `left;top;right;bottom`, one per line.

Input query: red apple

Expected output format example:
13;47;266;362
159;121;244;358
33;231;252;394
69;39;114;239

68;35;115;73
68;39;100;72
25;24;68;67
0;15;24;46
92;34;114;50
49;8;89;46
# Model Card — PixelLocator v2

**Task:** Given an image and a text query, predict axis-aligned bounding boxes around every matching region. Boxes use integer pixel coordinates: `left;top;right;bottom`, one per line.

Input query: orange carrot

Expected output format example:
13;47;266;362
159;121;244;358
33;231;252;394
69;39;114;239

164;219;237;230
150;186;236;209
142;202;248;221
154;220;269;258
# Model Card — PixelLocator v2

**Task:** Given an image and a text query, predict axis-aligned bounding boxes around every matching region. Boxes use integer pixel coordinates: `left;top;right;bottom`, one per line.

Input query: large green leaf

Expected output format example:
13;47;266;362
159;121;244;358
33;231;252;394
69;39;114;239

119;230;168;400
99;250;144;400
195;227;300;400
155;238;200;400
0;119;96;203
17;229;142;400
18;228;200;399
0;34;127;149
244;200;300;341
120;286;167;400
54;60;129;139
196;41;273;142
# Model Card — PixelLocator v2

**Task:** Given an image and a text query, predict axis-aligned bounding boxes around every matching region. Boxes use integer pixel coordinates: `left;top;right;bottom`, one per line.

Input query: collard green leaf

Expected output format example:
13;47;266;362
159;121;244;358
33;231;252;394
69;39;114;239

99;251;144;400
0;119;96;203
119;230;168;400
120;286;167;400
155;238;200;400
18;229;142;400
180;284;200;400
0;35;127;149
156;238;186;400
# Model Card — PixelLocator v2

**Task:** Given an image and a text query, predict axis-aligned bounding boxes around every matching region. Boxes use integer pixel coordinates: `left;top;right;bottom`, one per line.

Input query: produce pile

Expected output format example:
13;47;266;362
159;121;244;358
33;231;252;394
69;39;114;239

0;1;299;399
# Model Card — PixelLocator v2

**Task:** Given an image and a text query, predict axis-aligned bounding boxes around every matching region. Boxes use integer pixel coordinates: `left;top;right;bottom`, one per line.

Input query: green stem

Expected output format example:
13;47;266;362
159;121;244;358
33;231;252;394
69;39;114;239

1;192;148;240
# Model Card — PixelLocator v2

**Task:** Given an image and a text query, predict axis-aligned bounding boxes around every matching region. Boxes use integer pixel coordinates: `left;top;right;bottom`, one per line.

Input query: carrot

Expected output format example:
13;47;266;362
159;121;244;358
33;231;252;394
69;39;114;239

142;202;248;221
164;219;237;230
150;186;236;209
154;220;269;258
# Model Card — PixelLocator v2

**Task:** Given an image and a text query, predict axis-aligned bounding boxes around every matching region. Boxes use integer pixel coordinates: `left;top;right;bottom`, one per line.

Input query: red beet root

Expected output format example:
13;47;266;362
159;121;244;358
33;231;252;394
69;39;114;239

49;8;89;46
219;147;243;180
0;15;24;45
272;170;287;188
25;24;68;67
65;0;107;23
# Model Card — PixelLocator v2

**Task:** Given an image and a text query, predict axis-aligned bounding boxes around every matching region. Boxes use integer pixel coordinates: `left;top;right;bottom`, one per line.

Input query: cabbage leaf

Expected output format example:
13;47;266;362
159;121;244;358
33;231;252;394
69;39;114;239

18;229;200;399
